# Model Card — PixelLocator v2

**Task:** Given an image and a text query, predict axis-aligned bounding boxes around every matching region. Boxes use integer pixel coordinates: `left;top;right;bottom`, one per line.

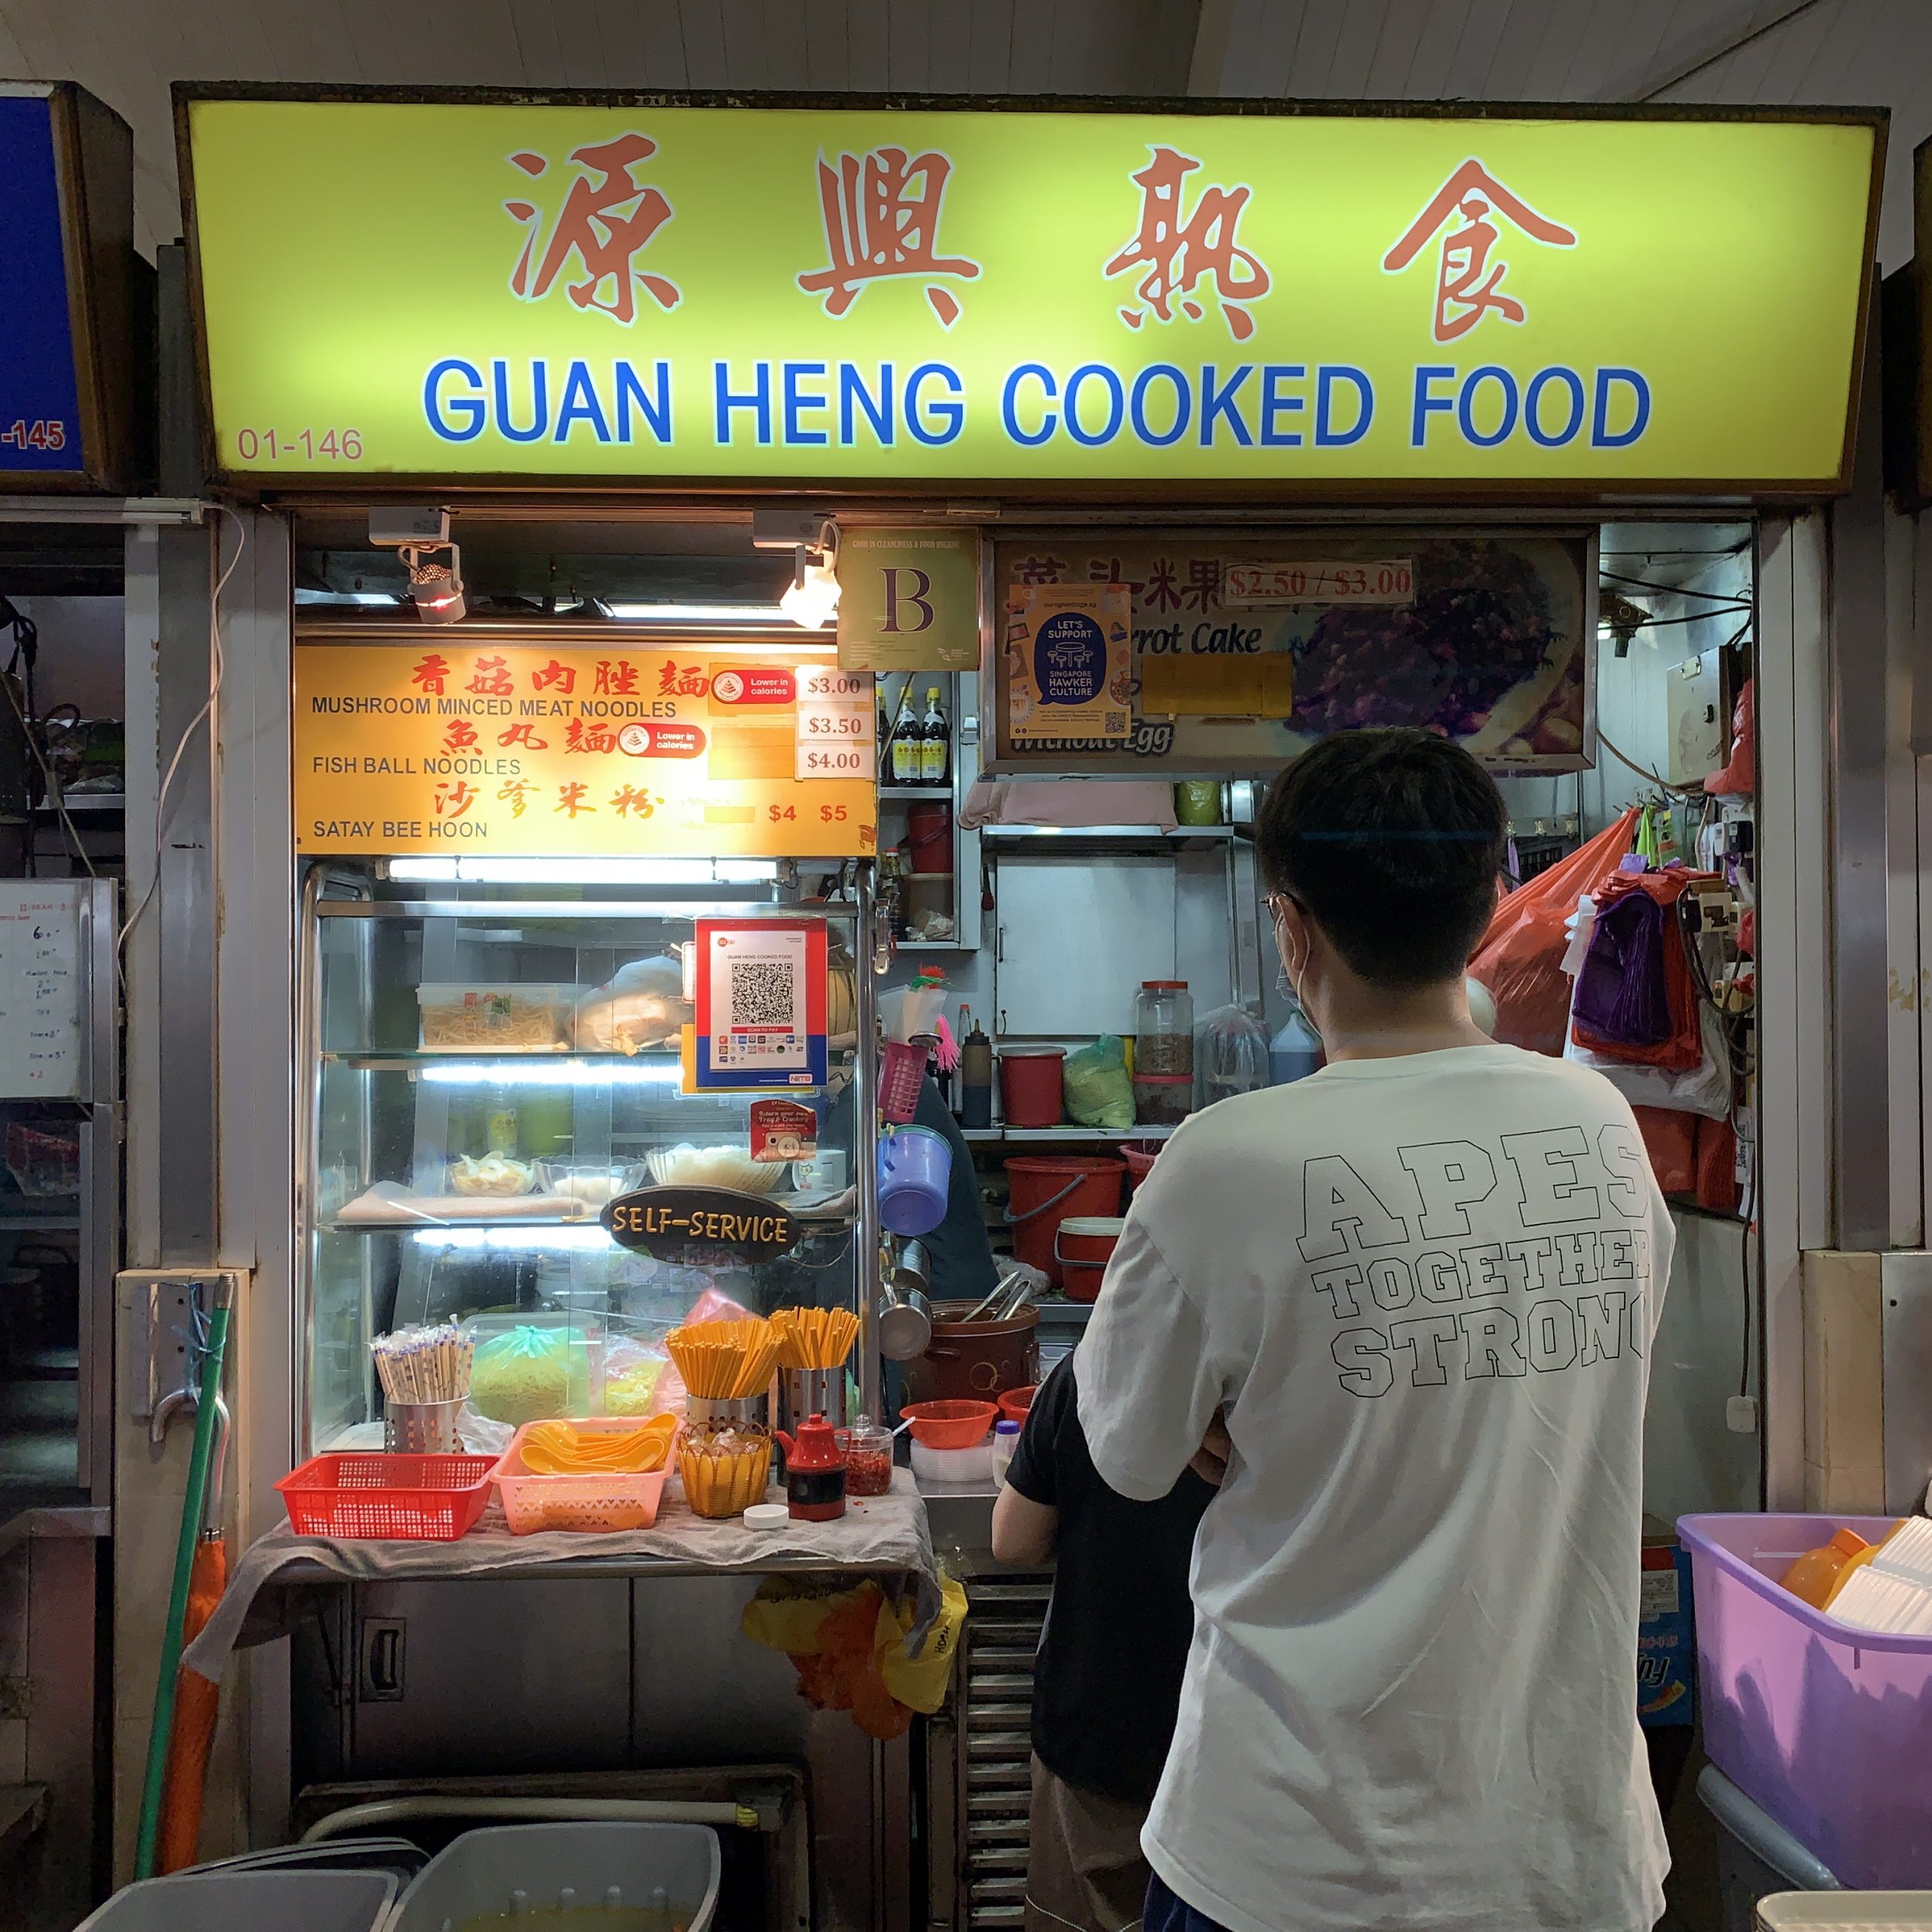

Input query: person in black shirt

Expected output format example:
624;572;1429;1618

992;1355;1214;1932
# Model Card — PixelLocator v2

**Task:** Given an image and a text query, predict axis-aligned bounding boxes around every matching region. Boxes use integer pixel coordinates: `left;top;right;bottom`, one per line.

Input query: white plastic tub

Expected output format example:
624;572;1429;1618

389;1821;721;1932
75;1870;395;1932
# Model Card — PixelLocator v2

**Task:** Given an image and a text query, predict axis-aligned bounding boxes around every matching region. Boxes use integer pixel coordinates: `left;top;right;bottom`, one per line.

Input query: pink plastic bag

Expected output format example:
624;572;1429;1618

1469;809;1638;1056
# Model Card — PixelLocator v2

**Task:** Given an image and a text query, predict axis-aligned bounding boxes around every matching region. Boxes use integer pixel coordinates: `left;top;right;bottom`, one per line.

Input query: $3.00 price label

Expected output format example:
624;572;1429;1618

1222;558;1415;608
795;669;876;782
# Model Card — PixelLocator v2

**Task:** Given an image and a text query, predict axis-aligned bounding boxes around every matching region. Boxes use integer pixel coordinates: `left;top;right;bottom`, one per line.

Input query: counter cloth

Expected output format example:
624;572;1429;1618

185;1471;940;1684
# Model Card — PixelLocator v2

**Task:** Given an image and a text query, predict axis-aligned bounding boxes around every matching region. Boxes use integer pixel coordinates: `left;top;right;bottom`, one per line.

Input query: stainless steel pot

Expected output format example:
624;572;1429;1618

878;1237;934;1361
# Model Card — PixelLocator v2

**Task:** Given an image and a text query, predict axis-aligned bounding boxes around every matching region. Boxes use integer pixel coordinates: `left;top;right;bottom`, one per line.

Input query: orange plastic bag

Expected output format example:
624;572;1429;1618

1470;809;1638;1056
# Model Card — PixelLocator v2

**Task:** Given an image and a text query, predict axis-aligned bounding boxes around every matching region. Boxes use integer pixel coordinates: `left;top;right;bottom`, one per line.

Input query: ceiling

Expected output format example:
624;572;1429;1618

2;0;1924;263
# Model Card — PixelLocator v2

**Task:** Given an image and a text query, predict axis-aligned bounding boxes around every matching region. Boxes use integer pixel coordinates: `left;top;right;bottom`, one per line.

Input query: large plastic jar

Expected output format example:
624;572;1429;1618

1134;980;1194;1125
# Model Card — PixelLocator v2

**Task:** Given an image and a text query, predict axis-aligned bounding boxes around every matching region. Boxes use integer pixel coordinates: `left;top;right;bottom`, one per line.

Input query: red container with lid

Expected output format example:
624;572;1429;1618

1056;1215;1124;1302
998;1049;1066;1128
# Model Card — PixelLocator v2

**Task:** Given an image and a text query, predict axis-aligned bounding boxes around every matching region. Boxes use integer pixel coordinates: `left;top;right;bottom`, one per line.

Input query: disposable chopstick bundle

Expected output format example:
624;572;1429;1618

371;1322;473;1404
773;1305;861;1370
665;1316;783;1398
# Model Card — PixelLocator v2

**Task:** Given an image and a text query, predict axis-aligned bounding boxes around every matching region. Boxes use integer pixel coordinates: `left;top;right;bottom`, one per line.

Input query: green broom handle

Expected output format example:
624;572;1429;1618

134;1300;231;1880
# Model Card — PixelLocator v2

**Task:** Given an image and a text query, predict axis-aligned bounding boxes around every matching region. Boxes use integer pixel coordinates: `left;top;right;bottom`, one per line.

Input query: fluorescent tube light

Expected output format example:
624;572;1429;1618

386;857;777;885
417;1057;685;1087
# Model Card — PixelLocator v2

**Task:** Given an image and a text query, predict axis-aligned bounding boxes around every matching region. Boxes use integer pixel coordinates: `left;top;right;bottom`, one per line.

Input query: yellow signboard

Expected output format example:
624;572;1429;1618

181;95;1880;495
294;643;876;857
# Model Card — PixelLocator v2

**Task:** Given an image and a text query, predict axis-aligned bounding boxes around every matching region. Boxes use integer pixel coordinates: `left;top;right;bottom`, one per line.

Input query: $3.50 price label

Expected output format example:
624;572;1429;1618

795;672;876;782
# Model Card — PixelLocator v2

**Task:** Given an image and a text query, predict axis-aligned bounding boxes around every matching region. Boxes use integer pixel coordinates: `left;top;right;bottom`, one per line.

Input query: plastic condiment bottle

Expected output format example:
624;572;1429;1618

1780;1526;1871;1609
960;1009;994;1130
992;1418;1021;1486
1269;1008;1322;1085
774;1412;848;1522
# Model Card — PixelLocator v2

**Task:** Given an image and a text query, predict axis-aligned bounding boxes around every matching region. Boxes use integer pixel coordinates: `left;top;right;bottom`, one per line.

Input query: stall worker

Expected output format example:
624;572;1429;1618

989;1354;1213;1932
1077;728;1675;1932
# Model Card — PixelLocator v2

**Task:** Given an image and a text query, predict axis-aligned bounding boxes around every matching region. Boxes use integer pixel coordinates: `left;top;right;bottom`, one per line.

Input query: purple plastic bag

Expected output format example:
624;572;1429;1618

1571;891;1672;1046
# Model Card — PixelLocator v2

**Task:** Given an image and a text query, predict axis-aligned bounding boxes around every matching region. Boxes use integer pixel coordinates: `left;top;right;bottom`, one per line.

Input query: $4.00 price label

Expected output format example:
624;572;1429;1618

1222;558;1415;608
795;666;876;782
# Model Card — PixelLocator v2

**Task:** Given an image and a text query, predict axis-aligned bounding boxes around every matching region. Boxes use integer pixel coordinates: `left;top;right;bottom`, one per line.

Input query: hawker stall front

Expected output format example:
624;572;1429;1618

120;84;1886;1928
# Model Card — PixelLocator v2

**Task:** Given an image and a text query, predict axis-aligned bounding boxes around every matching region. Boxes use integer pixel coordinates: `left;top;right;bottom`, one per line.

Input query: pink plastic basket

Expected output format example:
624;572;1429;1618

492;1418;678;1534
275;1453;496;1540
1678;1512;1932;1887
879;1039;929;1124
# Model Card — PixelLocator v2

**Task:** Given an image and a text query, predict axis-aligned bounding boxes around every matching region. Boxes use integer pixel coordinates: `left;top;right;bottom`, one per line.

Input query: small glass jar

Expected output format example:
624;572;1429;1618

837;1417;897;1497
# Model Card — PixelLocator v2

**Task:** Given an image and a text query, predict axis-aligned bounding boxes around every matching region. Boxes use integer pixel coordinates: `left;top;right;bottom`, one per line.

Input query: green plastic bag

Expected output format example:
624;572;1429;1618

469;1324;586;1426
1063;1035;1135;1130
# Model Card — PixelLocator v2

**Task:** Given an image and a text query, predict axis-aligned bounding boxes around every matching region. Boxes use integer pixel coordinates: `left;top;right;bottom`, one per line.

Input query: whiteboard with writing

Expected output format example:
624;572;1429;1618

0;883;88;1098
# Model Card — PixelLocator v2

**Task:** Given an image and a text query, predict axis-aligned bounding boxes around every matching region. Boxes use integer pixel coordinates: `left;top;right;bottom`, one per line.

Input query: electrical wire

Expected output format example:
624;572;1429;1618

1595;726;1703;793
1740;1211;1753;1401
0;668;95;881
1599;568;1753;608
118;509;245;968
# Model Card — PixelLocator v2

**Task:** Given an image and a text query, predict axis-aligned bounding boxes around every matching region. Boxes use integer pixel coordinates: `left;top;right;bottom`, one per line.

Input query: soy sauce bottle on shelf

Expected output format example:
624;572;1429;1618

888;688;924;784
959;1008;993;1128
919;686;949;786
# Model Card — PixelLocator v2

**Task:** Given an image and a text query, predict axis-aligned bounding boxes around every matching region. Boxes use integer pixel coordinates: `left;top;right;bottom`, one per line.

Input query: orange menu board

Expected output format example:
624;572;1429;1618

294;643;876;857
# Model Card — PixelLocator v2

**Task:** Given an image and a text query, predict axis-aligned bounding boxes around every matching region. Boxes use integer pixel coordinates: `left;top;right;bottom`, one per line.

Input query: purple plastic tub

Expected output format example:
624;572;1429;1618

1678;1512;1930;1888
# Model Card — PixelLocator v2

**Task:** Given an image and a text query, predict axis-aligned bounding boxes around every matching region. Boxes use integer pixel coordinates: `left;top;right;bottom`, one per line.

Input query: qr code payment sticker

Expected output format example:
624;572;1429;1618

729;958;796;1028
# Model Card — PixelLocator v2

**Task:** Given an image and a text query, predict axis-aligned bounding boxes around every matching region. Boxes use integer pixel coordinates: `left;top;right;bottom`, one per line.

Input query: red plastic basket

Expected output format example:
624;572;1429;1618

275;1452;496;1540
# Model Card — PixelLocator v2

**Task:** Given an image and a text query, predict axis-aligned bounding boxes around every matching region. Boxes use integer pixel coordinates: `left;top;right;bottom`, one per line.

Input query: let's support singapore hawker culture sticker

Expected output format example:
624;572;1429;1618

183;102;1877;489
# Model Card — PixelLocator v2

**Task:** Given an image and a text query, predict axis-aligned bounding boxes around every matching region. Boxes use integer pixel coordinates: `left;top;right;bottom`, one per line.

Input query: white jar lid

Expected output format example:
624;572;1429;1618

1060;1216;1126;1236
743;1503;790;1530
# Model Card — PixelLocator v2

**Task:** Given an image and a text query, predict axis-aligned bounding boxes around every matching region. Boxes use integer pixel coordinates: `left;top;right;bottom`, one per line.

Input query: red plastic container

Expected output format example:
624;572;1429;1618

998;1049;1066;1128
1056;1215;1124;1302
997;1386;1036;1423
275;1452;496;1540
1004;1155;1124;1287
900;1406;996;1453
1122;1142;1163;1186
900;1398;998;1448
906;802;954;875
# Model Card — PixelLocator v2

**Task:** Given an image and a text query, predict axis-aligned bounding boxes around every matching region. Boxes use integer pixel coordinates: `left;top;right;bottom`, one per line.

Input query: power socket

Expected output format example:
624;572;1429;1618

1726;1395;1759;1433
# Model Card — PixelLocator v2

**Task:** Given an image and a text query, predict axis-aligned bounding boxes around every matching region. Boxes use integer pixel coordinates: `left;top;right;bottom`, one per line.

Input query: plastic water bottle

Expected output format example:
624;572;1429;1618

1269;1009;1321;1085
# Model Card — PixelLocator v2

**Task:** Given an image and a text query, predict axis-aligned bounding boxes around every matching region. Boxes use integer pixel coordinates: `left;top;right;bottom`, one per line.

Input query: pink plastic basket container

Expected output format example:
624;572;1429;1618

275;1453;496;1540
1677;1512;1932;1887
492;1418;678;1534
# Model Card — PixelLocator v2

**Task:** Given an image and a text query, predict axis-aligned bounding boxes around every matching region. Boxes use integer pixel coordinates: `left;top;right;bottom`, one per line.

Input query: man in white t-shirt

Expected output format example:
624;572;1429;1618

1077;728;1673;1932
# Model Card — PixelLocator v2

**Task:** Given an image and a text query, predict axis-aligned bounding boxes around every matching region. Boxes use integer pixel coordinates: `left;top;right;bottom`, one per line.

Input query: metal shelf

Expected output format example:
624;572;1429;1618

957;1124;1176;1143
33;794;124;815
878;787;953;800
0;1213;80;1232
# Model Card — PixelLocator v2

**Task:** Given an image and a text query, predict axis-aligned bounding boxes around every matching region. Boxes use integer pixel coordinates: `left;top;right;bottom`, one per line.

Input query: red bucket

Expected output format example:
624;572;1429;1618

1056;1216;1124;1302
998;1049;1065;1128
1004;1155;1124;1287
907;802;954;875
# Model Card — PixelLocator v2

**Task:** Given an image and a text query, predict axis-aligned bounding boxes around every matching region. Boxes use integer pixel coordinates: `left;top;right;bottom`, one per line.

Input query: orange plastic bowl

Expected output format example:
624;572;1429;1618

998;1386;1037;1423
900;1398;998;1449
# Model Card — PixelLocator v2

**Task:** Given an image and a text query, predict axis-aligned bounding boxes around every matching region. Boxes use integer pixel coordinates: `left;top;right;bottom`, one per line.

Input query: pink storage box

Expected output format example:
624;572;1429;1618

1678;1512;1930;1887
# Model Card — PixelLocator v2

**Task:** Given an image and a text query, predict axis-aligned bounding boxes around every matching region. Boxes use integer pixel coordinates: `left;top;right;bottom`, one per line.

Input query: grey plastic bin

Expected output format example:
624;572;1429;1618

1698;1766;1840;1932
389;1822;722;1932
73;1869;396;1932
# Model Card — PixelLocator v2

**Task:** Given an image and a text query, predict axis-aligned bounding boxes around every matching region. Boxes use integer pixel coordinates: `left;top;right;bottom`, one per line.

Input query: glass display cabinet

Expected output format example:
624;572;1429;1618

296;867;875;1456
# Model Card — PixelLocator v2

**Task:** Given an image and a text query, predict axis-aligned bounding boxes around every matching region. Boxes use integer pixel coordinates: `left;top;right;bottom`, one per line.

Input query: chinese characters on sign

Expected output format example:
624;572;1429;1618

993;536;1591;774
798;146;980;326
506;133;681;322
294;645;875;858
1382;159;1577;343
1103;146;1271;340
191;99;1880;488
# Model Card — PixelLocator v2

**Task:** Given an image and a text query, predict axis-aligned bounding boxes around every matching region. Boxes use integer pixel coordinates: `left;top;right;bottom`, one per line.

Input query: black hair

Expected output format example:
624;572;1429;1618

1255;728;1507;989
